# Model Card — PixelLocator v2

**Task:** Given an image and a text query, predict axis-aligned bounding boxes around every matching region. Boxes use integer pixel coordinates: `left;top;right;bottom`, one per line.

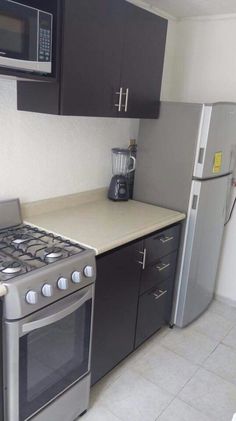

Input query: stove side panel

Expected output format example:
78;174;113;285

0;299;3;421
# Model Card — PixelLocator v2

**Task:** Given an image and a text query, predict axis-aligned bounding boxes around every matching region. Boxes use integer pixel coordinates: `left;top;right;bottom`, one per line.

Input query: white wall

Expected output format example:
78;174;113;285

0;79;139;202
161;15;236;304
162;16;236;103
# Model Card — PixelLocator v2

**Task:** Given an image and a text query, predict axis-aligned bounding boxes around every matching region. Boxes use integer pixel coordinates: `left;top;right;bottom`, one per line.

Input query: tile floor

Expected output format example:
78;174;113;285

83;299;236;421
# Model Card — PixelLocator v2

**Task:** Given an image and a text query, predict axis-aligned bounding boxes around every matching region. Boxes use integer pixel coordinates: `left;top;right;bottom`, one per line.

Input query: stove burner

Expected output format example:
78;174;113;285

1;261;23;274
44;247;63;259
12;234;32;245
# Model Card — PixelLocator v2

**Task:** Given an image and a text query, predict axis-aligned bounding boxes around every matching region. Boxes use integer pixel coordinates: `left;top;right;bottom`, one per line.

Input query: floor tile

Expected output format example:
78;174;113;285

209;300;236;322
90;360;128;406
160;326;218;364
203;343;236;386
100;368;173;421
157;398;213;421
90;328;170;406
81;403;121;421
223;326;236;350
191;310;234;342
132;344;198;395
179;368;236;421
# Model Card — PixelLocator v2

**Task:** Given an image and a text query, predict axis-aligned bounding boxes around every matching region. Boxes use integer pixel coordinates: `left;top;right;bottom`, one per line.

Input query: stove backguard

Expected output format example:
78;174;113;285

0;199;22;230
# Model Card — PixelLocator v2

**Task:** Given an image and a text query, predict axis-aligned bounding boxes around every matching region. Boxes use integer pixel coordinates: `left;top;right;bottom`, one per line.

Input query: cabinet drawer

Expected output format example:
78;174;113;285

135;278;172;348
144;224;180;265
140;251;177;294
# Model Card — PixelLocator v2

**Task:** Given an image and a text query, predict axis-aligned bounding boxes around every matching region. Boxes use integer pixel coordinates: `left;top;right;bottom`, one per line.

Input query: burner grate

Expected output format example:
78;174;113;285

0;224;84;280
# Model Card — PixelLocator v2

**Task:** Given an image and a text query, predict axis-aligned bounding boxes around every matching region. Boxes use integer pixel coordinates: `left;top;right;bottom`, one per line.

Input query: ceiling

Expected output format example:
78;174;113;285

143;0;236;18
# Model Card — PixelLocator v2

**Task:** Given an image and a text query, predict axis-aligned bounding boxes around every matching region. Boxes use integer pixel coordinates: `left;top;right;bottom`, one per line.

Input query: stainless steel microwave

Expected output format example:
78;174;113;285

0;0;53;74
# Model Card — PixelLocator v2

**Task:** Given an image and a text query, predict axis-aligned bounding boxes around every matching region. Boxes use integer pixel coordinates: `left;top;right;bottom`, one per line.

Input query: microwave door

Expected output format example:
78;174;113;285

0;1;37;64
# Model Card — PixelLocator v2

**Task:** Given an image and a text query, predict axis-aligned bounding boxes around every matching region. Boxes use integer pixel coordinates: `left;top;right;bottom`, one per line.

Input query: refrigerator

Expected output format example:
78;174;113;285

133;102;236;328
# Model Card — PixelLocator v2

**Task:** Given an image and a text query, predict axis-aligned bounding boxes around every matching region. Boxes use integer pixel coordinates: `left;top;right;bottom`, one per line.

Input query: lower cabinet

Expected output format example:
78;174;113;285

91;240;142;385
91;223;181;385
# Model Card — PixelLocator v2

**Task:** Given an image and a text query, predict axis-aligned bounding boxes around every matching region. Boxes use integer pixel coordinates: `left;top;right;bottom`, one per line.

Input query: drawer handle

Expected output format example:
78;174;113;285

153;289;167;300
156;262;170;272
160;236;174;244
138;248;147;270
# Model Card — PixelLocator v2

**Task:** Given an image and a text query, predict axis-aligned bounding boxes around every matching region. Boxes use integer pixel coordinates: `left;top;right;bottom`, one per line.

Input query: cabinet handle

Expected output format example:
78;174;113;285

160;236;174;244
138;248;147;270
156;262;170;272
124;88;129;112
153;289;168;300
115;87;123;112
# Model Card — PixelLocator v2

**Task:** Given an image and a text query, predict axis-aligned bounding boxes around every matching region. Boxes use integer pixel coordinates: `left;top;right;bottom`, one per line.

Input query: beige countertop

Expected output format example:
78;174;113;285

23;190;185;255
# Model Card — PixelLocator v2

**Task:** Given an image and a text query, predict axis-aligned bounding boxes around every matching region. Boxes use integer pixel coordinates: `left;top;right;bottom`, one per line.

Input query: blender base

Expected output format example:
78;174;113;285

108;175;129;201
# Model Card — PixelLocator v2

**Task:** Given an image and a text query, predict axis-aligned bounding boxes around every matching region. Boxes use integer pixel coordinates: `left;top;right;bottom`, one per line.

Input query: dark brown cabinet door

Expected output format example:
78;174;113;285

91;241;142;385
120;3;168;118
60;0;125;117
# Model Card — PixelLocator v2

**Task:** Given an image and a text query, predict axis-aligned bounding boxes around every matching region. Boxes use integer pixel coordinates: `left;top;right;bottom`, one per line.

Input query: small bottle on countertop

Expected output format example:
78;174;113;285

128;139;137;199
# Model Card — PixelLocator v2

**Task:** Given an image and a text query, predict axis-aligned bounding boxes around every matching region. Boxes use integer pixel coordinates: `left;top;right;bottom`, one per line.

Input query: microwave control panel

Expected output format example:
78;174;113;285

38;11;52;62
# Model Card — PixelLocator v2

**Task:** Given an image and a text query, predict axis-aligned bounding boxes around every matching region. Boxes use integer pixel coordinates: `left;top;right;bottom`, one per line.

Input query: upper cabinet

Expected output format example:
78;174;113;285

120;2;167;118
17;0;168;118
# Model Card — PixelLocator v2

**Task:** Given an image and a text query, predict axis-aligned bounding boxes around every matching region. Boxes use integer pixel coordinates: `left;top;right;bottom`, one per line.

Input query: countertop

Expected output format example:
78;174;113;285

23;191;185;255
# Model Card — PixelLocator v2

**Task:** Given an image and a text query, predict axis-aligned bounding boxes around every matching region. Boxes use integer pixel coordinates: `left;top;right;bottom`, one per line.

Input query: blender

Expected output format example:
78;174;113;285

108;148;136;201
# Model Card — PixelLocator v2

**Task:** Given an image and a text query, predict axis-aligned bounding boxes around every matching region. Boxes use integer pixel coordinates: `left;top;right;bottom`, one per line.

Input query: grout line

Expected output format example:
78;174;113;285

202;365;236;389
200;340;219;366
220;324;236;343
155;393;176;420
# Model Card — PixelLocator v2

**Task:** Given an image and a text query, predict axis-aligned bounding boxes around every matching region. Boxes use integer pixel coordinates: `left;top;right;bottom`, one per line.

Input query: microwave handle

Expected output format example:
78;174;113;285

22;286;92;334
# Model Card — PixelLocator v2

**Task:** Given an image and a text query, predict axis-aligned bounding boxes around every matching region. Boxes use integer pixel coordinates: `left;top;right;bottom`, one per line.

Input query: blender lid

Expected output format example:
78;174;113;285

112;148;130;155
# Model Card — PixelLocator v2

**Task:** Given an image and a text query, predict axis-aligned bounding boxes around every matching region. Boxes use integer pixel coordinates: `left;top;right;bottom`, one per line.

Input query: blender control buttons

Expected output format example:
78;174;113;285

57;277;69;290
26;290;38;305
72;271;82;284
84;265;94;278
119;187;126;195
42;283;53;297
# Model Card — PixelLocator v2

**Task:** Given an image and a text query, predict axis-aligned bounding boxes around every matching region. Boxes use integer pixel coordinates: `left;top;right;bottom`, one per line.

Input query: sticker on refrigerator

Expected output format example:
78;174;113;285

213;151;222;173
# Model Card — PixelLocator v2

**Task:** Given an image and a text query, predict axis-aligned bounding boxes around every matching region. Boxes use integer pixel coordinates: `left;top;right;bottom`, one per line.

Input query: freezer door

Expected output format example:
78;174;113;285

134;101;203;213
194;103;236;179
174;175;230;327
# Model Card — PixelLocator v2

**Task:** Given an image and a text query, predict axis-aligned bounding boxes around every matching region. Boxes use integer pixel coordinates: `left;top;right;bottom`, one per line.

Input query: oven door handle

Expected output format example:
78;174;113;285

22;286;92;334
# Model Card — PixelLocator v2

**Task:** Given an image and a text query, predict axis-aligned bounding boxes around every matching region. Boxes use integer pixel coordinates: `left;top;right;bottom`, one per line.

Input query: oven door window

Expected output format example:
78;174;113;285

0;2;37;61
19;299;92;421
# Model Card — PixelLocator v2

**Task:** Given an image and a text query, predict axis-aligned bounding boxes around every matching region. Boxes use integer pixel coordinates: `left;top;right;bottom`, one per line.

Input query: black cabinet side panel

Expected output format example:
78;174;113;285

17;82;60;114
91;241;142;385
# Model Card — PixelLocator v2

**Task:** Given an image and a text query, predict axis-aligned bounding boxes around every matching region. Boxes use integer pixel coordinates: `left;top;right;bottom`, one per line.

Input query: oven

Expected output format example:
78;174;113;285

0;0;52;74
3;285;94;421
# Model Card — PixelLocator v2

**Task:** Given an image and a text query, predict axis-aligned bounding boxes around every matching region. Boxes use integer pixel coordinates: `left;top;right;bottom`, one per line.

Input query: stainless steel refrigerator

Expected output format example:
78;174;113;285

134;102;236;327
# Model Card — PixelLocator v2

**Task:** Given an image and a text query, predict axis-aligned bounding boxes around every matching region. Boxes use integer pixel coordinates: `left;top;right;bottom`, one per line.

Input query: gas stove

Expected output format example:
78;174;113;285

0;224;84;282
0;199;96;421
0;199;96;320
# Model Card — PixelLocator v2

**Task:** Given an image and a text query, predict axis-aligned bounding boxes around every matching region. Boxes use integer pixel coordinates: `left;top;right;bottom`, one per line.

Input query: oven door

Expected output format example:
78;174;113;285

4;285;94;421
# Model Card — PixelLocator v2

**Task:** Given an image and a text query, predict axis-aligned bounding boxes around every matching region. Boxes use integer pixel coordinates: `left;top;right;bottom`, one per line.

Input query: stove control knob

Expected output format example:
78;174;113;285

26;290;38;305
57;277;69;290
42;283;53;297
72;271;82;284
84;265;94;278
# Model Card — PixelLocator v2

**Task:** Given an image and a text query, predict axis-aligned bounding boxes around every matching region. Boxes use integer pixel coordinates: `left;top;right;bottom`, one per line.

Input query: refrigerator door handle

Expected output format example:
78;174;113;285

192;195;198;210
198;148;205;164
224;176;233;223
